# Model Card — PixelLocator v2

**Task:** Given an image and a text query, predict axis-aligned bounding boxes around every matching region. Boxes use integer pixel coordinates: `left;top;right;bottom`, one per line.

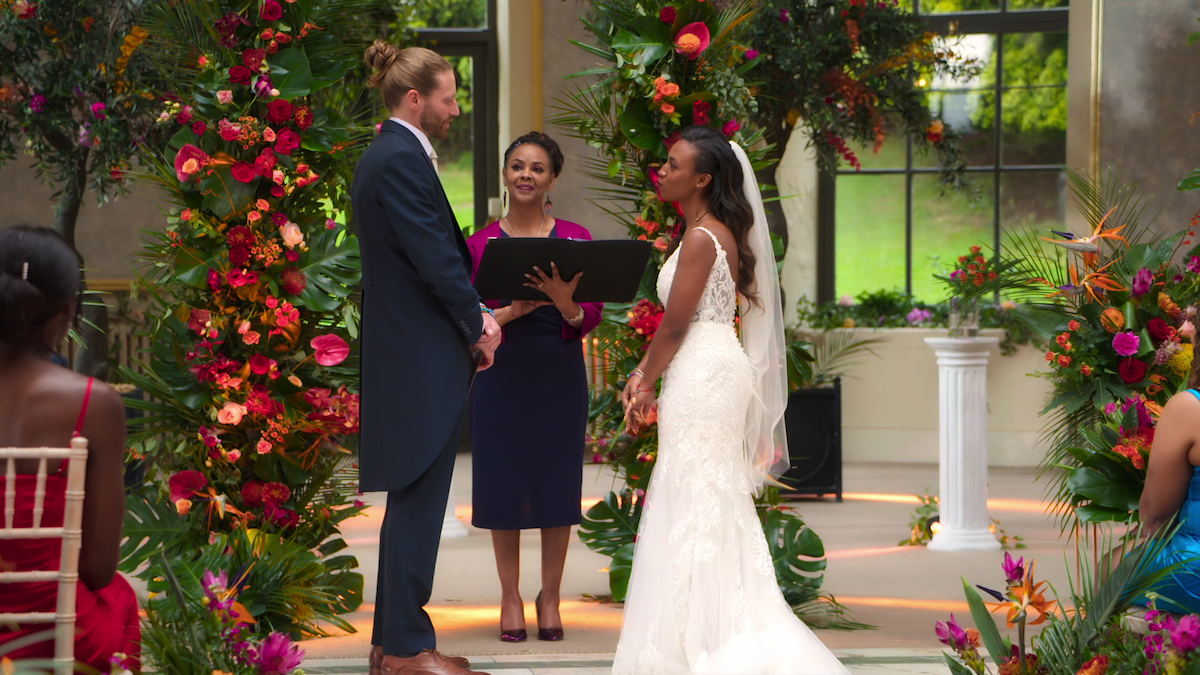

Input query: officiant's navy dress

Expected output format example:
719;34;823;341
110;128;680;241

466;220;602;530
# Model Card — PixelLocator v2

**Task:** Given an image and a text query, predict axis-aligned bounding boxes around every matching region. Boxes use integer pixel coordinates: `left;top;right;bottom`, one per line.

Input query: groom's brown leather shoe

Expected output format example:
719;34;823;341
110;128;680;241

374;646;471;672
381;650;482;674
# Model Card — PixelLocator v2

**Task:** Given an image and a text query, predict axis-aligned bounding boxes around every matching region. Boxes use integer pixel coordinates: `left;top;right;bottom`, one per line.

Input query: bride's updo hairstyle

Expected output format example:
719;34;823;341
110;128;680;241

676;124;760;308
364;40;453;110
0;225;83;348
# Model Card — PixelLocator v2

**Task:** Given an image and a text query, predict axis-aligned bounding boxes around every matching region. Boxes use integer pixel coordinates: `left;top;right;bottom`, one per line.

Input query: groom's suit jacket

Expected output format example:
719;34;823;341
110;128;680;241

352;120;483;493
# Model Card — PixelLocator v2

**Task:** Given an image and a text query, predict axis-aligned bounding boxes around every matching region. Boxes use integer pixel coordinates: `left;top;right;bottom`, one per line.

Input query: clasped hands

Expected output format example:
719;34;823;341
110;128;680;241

621;373;658;435
508;262;584;320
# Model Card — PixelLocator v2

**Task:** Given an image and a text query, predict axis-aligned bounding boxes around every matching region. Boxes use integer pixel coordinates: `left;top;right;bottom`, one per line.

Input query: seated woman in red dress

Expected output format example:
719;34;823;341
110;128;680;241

0;225;140;669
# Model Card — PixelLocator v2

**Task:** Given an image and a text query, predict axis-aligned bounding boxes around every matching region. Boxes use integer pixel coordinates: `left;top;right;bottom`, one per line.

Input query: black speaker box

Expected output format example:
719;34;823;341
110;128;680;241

780;378;843;501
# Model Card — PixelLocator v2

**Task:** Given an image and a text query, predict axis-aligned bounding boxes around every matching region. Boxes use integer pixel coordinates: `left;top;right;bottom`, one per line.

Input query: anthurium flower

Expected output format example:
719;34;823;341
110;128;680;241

311;334;350;366
169;469;208;502
674;22;711;60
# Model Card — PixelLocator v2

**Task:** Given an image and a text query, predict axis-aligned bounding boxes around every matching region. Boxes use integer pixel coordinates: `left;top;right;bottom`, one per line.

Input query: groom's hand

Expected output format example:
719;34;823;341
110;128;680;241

474;312;501;371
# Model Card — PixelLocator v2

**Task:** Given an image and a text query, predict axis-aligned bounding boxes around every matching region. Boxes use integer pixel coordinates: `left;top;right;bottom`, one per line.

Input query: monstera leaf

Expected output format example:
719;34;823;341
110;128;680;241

609;543;635;603
762;508;827;594
120;487;192;574
296;227;361;312
578;490;642;557
269;47;314;99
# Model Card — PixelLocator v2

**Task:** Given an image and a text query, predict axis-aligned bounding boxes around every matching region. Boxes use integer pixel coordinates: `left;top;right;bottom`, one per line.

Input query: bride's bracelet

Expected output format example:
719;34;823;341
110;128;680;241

628;367;645;380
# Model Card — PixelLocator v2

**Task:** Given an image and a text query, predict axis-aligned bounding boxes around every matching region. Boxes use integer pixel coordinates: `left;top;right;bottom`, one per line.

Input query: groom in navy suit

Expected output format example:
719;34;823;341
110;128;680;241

352;43;499;675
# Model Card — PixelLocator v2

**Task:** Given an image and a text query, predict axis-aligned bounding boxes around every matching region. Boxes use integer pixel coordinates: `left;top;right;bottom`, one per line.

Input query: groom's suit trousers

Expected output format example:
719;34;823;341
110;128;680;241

372;414;462;657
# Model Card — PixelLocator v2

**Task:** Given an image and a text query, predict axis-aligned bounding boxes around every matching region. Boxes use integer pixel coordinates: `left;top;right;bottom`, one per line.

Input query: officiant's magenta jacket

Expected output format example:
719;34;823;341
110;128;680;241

466;219;603;340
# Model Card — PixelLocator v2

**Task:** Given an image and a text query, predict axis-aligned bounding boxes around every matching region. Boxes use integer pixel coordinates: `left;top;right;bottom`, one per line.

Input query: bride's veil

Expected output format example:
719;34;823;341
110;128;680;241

729;141;790;495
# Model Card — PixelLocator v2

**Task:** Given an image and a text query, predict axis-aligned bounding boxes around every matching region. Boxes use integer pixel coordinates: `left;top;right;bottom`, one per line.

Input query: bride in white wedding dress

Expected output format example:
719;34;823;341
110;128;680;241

613;126;850;675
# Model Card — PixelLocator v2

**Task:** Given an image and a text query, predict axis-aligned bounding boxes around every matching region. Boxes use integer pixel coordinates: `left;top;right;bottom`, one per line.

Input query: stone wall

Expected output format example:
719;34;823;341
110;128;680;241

1098;1;1200;237
0;160;165;281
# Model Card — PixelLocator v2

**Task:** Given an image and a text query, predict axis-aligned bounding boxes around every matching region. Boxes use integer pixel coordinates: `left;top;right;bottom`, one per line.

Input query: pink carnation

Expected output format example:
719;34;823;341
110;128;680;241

1112;331;1141;357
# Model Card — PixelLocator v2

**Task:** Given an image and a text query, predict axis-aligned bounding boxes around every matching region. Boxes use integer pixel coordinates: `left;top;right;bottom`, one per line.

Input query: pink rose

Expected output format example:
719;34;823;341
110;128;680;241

1181;321;1196;339
257;439;273;454
175;498;193;516
227;449;242;463
279;222;305;248
217;402;247;425
654;237;669;252
217;90;234;105
722;119;742;137
242;331;261;345
311;334;350;366
231;162;257;184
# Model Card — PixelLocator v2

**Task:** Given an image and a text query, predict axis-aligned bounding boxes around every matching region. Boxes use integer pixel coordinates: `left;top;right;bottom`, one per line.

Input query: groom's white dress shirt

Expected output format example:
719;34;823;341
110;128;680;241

390;116;438;173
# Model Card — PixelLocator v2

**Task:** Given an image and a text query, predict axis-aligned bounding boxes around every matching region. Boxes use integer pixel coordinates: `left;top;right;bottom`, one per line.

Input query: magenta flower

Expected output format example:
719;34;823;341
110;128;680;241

1113;331;1141;357
29;94;46;113
174;143;211;183
254;74;274;98
746;49;759;60
674;22;711;60
722;119;742;137
311;334;350;367
1189;256;1200;274
1001;551;1024;585
90;102;106;119
1132;267;1154;297
659;6;676;23
935;614;968;650
257;632;305;674
202;569;230;610
906;308;933;325
1171;615;1200;652
779;8;790;22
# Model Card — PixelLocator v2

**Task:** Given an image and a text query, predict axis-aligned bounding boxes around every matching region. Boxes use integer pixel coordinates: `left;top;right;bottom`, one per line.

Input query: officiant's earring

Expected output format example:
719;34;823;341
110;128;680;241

544;196;553;214
502;188;508;213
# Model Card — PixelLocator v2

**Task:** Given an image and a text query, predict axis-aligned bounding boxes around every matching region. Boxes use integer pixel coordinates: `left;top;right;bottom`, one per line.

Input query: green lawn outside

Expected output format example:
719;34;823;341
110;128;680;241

834;140;1064;302
438;153;476;232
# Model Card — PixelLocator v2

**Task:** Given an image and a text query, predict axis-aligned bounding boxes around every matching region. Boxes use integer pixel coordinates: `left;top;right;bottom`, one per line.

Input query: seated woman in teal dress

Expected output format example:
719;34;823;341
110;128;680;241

1136;386;1200;613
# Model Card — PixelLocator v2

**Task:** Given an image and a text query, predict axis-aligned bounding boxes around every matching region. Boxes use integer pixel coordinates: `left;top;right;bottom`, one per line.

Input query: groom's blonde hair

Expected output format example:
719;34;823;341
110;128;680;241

364;41;453;110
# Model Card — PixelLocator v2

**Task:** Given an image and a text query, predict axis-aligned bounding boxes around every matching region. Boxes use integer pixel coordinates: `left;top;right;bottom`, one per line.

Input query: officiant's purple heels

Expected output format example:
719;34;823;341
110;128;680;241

535;590;564;641
499;601;527;642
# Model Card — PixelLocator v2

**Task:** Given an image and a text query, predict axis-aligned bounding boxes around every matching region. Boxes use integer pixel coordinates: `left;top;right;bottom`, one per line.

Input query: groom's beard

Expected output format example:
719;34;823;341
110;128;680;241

421;107;452;140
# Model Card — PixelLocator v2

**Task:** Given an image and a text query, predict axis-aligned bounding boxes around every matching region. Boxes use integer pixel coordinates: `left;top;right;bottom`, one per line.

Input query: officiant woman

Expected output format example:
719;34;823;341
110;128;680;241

466;131;601;643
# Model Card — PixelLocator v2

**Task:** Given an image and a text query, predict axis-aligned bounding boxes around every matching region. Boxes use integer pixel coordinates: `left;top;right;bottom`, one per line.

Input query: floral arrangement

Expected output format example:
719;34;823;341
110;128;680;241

747;0;980;184
117;0;371;637
1061;396;1158;525
140;544;308;675
939;535;1200;675
958;169;1200;530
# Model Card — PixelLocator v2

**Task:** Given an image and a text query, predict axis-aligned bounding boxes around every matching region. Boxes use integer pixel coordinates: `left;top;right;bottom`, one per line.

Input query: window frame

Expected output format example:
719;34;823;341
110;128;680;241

416;0;500;233
815;4;1069;303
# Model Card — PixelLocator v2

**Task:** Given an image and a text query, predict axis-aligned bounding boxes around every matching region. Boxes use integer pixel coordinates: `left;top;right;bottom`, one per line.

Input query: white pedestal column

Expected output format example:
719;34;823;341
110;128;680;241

924;337;1001;552
441;469;469;540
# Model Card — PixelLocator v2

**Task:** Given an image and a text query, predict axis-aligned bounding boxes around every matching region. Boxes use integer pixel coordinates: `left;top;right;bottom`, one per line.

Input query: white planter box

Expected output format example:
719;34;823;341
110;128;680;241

828;328;1052;468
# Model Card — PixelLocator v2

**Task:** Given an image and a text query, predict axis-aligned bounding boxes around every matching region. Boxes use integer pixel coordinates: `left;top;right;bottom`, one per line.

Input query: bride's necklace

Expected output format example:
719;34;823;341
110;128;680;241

502;214;548;238
693;210;709;225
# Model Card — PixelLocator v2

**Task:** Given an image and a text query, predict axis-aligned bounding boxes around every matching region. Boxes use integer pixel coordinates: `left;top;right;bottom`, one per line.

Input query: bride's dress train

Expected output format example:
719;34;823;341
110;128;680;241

612;227;849;675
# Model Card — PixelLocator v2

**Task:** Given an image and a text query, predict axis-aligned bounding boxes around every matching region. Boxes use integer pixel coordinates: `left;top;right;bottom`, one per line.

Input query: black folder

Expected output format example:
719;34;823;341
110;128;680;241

473;237;654;303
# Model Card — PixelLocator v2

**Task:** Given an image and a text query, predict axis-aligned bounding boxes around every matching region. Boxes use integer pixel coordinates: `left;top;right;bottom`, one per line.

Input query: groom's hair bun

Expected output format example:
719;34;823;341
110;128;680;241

365;41;453;110
504;132;565;177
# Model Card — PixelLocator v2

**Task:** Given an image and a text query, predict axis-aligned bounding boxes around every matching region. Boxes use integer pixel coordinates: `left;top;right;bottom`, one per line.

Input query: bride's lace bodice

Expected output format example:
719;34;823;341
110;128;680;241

656;227;737;326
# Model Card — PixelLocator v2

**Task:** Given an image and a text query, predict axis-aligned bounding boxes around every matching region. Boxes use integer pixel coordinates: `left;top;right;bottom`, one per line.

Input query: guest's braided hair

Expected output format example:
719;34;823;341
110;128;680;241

503;131;565;177
0;225;84;348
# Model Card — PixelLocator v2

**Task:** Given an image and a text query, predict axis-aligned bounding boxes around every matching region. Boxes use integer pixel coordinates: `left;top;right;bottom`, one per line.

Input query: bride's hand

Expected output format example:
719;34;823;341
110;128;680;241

621;374;642;414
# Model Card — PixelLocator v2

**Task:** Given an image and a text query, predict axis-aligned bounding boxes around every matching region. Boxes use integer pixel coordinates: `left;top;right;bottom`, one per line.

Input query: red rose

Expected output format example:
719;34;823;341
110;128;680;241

692;100;712;126
230;162;258;183
229;245;251;267
293;106;313;131
1118;357;1148;384
242;47;267;71
1147;317;1172;343
1057;354;1072;368
271;211;288;227
274;32;292;44
230;65;253;85
267;40;280;54
192;121;207;136
274;128;301;155
260;0;283;22
659;6;677;22
267;99;294;125
249;353;272;375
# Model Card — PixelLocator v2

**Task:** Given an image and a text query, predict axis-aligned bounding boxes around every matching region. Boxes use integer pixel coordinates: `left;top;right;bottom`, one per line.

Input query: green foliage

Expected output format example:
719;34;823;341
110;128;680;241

898;489;939;546
749;0;981;183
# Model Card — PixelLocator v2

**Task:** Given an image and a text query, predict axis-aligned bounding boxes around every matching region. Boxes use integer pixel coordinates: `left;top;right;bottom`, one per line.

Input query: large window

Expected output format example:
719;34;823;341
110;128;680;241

415;0;499;234
818;0;1069;302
